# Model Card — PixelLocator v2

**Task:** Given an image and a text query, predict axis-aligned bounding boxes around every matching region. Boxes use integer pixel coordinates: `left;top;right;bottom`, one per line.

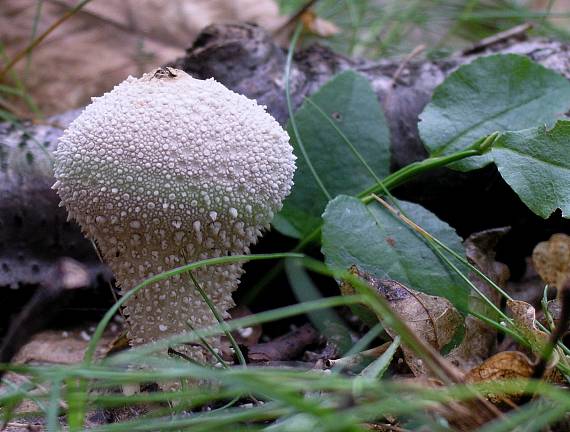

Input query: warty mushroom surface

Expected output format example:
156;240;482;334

53;68;296;361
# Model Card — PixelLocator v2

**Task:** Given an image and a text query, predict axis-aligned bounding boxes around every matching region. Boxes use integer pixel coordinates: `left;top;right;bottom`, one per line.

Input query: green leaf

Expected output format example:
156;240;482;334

419;54;570;171
359;336;400;380
274;70;391;238
321;195;469;310
285;258;352;353
491;120;570;219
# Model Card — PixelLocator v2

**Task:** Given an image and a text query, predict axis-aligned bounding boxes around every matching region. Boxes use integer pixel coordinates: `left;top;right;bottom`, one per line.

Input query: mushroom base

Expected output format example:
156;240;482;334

118;261;242;363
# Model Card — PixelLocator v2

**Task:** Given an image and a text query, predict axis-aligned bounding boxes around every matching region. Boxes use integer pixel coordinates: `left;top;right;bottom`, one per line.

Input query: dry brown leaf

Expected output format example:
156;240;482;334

13;327;118;364
507;299;570;382
465;351;534;404
532;233;570;289
106;332;131;356
465;349;567;400
447;228;510;372
466;351;534;383
1;0;285;115
343;266;463;376
507;299;550;352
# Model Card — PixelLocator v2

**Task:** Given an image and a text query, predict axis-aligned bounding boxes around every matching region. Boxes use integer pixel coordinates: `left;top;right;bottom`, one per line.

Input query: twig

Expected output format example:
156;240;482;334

0;0;94;81
324;343;391;371
364;424;410;432
0;97;32;119
248;324;318;362
462;23;533;55
389;45;426;89
4;422;42;431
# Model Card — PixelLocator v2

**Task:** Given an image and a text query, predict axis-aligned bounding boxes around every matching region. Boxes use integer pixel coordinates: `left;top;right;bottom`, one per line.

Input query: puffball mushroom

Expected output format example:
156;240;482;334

53;67;295;361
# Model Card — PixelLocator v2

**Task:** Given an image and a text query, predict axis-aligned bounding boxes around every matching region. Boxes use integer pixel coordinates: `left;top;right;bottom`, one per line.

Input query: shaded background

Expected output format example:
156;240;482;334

1;0;569;117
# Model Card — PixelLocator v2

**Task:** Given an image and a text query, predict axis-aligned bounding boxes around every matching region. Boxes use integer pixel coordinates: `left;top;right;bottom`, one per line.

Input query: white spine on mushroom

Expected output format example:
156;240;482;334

53;68;296;362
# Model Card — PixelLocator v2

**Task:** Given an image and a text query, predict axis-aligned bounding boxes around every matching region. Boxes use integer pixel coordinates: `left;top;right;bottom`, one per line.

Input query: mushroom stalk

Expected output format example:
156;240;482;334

54;68;295;362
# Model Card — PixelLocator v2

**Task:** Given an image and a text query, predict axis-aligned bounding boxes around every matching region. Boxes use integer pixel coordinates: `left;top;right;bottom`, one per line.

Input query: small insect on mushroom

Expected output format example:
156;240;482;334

53;67;296;363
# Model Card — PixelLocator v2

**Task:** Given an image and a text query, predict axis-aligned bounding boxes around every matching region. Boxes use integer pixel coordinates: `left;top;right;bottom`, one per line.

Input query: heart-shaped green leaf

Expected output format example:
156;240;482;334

419;54;570;171
492;120;570;219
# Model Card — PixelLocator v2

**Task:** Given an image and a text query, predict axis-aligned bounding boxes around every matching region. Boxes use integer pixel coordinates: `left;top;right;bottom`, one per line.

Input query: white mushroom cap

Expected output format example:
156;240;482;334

53;68;295;360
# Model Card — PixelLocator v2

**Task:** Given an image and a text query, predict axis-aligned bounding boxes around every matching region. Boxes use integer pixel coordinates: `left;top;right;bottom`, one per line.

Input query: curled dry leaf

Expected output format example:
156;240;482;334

506;299;568;381
463;228;510;306
447;228;510;372
342;266;463;376
465;349;566;402
507;299;550;352
466;351;534;382
465;351;534;404
532;233;570;289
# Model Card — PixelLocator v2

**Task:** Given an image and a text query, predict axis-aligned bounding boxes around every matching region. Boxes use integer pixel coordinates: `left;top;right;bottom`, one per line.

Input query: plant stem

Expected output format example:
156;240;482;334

286;21;331;201
248;134;498;302
533;279;570;379
360;148;481;203
307;141;490;241
185;321;229;368
360;132;498;202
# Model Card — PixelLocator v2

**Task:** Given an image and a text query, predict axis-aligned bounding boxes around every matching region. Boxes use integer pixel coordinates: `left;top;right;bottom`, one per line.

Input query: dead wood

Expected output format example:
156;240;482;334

247;323;319;362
